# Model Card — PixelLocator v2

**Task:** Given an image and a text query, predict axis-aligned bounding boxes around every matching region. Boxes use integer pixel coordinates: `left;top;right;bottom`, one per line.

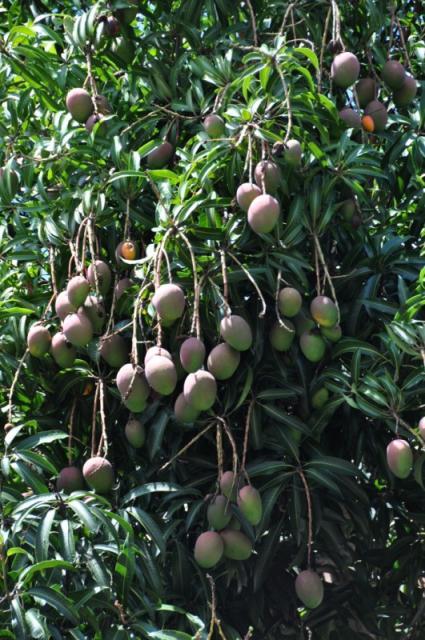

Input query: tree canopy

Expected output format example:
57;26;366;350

0;0;424;638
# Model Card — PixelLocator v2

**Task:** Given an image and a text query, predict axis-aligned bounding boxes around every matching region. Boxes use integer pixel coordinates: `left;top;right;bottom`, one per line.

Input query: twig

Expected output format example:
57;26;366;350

227;250;267;317
278;3;295;38
313;234;339;322
219;250;231;317
7;349;29;423
68;399;77;466
97;378;108;457
318;8;332;93
245;0;258;47
91;381;100;457
159;422;215;471
241;399;255;480
177;229;201;339
297;467;313;567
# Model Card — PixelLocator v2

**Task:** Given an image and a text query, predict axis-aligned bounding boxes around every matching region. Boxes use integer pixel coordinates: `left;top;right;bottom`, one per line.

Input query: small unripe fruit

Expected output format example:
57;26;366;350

184;370;217;411
284;139;302;167
55;290;76;321
364;100;388;132
116;363;150;412
99;334;128;368
207;343;240;380
382;60;406;90
331;52;360;88
220;315;252;351
228;516;241;531
203;114;225;138
57;466;85;493
145;346;172;365
247;194;280;234
152;284;185;324
67;275;90;308
174;392;200;423
299;332;326;363
278;287;302;318
254;160;281;193
145;355;177;395
311;388;329;410
355;77;376;108
236;183;261;212
320;324;342;342
83;456;114;494
237;485;262;526
66;88;94;123
386;439;413;479
295;570;324;609
51;332;76;368
270;321;295;351
310;296;338;328
207;495;232;530
194;531;224;568
125;418;146;448
361;115;375;132
27;323;51;357
220;530;252;560
393;75;418;107
87;261;111;295
339;107;361;129
63;312;93;347
220;471;237;501
180;338;206;373
147;141;174;169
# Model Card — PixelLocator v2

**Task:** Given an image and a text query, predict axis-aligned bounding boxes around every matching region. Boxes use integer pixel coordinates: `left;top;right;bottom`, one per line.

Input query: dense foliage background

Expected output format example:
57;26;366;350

0;0;424;638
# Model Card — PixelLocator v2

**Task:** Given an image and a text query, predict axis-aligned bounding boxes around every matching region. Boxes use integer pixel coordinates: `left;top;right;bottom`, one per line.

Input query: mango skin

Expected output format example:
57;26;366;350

247;194;280;234
278;288;302;318
180;338;206;373
183;370;217;411
82;457;114;494
331;52;360;88
116;363;150;412
299;332;326;363
393;76;418;107
66;88;94;123
220;530;252;560
295;570;324;609
27;323;51;357
67;275;90;308
254;160;281;193
194;531;224;568
386;439;413;479
220;315;252;352
237;485;262;526
236;183;261;212
419;417;425;439
270;320;295;352
284;139;302;167
55;290;76;321
203;114;225;138
207;495;232;530
51;332;76;368
382;60;405;90
311;388;329;410
220;471;237;501
147;141;174;169
57;466;85;493
174;392;200;424
99;334;128;368
125;418;146;448
151;284;185;324
87;260;111;295
355;77;376;108
145;355;177;396
63;312;93;348
339;108;361;129
320;324;342;342
207;343;240;380
364;100;388;132
310;296;338;328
